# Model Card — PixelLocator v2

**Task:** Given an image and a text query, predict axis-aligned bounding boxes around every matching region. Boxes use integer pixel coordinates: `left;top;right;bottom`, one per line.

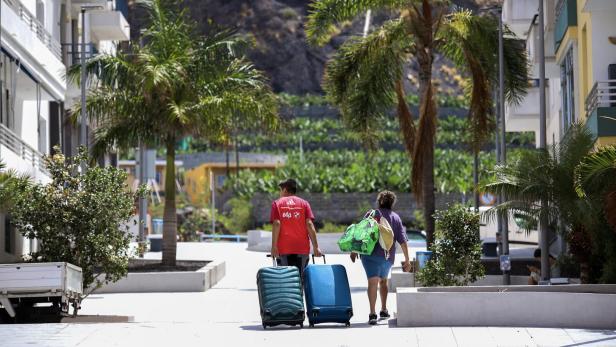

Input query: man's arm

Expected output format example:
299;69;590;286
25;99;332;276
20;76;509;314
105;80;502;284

271;220;281;258
306;219;322;257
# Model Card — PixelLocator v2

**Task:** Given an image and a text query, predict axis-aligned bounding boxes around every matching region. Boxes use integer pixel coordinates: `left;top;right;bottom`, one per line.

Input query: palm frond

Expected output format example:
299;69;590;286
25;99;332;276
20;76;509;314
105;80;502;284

439;10;529;150
306;0;412;46
322;18;410;148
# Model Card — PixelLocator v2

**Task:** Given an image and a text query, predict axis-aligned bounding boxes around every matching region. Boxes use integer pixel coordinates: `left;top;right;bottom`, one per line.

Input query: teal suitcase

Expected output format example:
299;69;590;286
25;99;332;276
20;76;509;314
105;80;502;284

257;258;305;329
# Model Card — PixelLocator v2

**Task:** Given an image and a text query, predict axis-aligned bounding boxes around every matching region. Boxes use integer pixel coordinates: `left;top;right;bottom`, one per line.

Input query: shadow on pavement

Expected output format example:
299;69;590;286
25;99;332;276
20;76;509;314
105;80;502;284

240;321;386;331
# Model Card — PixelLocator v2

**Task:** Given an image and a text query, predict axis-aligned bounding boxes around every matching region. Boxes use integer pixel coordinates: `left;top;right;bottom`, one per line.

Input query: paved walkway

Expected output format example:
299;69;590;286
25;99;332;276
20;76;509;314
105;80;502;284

1;242;616;346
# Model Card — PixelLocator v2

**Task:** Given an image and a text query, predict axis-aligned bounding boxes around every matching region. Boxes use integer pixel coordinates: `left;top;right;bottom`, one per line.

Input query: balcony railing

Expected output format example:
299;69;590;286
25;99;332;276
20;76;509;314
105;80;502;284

3;0;62;60
585;80;616;115
0;123;47;175
62;43;98;67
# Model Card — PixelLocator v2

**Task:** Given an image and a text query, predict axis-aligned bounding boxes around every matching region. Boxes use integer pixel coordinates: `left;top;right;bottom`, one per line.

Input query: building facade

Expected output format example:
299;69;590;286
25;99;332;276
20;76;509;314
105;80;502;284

0;0;130;262
503;0;563;146
503;0;616;146
554;0;616;146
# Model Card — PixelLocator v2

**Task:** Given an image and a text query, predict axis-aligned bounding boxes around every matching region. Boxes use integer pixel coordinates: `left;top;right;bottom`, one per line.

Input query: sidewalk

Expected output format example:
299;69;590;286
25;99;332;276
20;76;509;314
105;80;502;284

1;242;615;346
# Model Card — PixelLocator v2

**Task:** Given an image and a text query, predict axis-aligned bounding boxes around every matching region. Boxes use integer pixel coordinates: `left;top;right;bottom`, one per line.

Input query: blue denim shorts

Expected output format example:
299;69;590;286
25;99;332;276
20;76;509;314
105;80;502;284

360;254;393;279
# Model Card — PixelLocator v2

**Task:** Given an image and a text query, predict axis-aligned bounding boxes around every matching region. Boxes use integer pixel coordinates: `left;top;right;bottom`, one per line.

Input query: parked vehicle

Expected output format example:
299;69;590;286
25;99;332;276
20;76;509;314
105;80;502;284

0;262;83;319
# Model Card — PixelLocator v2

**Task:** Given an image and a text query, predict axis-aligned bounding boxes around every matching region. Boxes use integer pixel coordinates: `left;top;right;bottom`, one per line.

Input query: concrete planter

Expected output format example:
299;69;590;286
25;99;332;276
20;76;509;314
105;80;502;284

388;270;530;292
94;260;226;293
396;284;616;329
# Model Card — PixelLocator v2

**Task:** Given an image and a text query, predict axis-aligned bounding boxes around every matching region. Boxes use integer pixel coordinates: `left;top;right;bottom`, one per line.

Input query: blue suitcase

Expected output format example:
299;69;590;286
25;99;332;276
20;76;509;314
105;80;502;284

303;255;353;327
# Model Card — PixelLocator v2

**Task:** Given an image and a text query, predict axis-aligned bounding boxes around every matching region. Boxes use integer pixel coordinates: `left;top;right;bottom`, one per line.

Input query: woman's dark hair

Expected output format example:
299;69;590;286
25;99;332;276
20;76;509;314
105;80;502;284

377;190;397;209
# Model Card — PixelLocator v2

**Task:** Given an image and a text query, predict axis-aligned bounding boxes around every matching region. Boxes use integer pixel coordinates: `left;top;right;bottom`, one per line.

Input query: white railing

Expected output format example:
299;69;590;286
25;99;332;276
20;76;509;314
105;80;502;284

585;80;616;115
3;0;62;60
0;123;47;174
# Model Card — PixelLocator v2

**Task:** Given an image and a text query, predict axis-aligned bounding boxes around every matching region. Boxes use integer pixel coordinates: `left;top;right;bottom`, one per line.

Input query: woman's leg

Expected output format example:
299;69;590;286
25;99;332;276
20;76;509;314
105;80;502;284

379;278;388;312
367;277;380;314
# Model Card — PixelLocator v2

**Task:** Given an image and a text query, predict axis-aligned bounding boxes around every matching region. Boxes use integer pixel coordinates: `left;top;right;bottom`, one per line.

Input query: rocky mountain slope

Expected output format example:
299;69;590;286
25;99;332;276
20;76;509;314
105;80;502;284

128;0;500;94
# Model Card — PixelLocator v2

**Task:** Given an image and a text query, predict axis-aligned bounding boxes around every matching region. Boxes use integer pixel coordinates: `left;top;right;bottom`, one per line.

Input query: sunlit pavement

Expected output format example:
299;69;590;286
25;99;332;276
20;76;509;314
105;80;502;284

1;242;615;347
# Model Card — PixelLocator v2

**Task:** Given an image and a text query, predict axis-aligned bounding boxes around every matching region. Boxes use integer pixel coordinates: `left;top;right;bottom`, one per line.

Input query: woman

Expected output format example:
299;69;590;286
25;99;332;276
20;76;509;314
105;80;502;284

351;190;412;325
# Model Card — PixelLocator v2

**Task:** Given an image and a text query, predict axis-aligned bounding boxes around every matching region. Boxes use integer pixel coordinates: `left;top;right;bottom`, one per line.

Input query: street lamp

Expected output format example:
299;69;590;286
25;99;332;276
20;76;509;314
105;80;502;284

478;5;510;285
537;0;550;284
80;5;104;159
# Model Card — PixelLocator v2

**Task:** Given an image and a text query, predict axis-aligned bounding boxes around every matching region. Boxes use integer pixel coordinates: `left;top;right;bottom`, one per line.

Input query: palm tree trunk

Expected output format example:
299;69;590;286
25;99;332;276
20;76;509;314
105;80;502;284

417;66;437;249
162;138;177;266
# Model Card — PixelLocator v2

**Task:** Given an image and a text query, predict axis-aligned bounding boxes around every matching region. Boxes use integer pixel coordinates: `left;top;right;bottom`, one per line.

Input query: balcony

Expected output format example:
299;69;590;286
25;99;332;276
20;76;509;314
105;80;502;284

554;0;577;52
1;0;65;97
2;0;61;59
90;10;130;42
502;0;539;38
0;123;48;180
504;79;541;137
585;81;616;138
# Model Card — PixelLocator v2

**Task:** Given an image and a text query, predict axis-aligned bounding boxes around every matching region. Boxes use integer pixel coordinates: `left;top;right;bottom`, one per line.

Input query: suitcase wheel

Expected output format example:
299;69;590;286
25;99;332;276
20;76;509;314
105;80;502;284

309;322;314;328
262;324;267;330
300;323;304;328
345;321;351;327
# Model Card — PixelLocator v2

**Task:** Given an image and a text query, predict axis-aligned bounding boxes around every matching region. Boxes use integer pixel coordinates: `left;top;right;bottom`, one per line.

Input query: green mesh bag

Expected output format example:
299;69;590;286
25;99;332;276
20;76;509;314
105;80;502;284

337;211;380;255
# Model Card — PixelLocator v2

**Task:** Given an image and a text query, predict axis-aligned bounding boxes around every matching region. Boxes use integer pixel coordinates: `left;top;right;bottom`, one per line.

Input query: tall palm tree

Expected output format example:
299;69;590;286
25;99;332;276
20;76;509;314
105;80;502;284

305;0;528;246
68;0;279;265
484;124;599;282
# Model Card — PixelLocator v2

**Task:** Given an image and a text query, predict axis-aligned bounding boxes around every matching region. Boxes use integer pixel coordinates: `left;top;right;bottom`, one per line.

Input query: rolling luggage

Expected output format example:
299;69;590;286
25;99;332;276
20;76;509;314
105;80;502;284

257;255;305;329
304;255;353;327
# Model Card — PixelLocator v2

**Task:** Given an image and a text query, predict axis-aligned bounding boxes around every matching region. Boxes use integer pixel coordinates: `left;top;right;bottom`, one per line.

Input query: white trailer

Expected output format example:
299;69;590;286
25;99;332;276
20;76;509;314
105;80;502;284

0;262;83;318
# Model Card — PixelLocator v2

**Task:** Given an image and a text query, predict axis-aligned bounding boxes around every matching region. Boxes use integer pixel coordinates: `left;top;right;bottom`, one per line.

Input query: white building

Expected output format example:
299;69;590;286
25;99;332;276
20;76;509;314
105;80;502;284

0;0;130;262
502;0;563;146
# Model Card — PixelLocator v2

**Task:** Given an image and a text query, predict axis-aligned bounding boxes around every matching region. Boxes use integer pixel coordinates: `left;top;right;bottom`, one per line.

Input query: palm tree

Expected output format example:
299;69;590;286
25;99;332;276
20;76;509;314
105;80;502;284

0;160;29;211
576;145;616;232
483;124;599;282
68;0;279;265
305;0;529;247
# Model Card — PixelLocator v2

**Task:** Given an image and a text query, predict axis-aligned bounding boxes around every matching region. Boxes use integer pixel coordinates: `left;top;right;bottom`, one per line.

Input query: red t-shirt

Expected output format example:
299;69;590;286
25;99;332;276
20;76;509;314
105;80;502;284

270;196;315;255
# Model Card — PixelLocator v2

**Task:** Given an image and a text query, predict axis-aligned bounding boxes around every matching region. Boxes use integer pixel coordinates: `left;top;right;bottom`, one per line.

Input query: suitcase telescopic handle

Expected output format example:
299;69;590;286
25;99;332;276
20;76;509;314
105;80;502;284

311;254;326;264
266;254;277;267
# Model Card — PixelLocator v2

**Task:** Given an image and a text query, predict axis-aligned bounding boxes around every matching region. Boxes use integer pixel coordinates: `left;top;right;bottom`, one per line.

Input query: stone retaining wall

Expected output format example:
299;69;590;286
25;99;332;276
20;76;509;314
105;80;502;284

250;192;463;225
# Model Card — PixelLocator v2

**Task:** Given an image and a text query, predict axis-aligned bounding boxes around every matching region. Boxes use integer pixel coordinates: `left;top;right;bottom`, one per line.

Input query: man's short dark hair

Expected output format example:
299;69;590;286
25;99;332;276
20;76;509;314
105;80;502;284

278;178;298;194
534;248;556;260
377;190;397;209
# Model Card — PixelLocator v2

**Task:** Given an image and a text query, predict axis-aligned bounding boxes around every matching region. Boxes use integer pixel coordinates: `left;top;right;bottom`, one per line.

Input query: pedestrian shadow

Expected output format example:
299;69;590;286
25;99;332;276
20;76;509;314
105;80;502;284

240;321;387;331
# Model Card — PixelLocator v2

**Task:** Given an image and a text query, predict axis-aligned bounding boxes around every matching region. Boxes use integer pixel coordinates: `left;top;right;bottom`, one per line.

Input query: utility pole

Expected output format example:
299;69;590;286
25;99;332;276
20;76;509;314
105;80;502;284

79;5;103;170
80;8;87;157
498;8;510;285
538;0;550;284
138;31;147;256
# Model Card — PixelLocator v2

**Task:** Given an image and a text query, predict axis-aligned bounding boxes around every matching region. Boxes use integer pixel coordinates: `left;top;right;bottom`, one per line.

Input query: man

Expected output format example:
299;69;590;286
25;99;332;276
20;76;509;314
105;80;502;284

271;178;322;276
527;248;558;285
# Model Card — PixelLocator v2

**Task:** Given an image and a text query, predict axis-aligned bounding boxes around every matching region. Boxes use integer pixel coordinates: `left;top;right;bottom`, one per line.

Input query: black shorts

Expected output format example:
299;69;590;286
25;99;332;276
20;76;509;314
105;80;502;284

277;254;310;278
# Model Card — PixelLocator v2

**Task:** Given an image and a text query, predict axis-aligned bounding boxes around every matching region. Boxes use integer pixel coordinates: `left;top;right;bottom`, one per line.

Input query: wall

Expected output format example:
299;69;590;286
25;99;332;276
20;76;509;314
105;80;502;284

250;192;463;225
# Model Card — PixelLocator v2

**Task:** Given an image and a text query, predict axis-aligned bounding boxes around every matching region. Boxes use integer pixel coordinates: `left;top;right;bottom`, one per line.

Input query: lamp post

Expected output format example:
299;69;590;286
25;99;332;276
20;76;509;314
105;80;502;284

497;7;510;286
80;5;103;163
479;5;510;284
538;0;550;284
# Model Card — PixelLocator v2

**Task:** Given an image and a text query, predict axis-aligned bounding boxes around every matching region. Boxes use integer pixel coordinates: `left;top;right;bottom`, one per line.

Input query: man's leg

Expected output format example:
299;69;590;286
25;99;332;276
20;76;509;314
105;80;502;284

379;278;388;312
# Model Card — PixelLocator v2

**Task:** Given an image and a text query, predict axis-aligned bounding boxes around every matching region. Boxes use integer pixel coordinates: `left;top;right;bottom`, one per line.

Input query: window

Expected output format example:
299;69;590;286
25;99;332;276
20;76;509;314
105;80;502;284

4;216;12;254
560;47;576;132
36;1;45;26
217;175;225;188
